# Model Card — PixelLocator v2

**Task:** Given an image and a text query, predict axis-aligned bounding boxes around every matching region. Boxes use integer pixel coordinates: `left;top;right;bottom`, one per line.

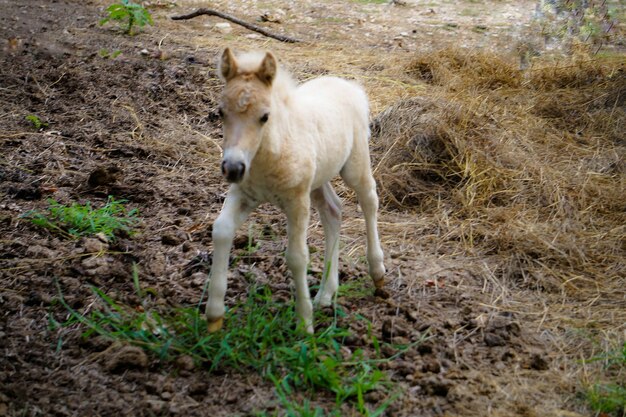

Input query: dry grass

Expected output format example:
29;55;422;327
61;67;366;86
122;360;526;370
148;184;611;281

371;48;625;296
369;49;626;411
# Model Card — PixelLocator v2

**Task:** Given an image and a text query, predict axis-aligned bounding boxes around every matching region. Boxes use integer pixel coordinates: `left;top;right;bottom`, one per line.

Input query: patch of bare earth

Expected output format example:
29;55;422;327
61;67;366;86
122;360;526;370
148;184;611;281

1;0;624;416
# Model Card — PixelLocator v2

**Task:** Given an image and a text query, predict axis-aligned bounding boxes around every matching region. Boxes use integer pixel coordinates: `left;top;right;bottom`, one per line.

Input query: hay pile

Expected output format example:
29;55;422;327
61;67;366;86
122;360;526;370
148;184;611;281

371;48;625;293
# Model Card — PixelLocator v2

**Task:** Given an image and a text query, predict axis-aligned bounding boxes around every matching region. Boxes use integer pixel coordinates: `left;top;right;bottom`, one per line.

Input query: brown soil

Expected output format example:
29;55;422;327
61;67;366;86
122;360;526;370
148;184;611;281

1;1;623;416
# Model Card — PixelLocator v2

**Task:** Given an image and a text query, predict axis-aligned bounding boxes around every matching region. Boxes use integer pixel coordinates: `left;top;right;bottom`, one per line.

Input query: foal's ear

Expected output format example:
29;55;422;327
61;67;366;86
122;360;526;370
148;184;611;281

219;48;238;81
257;52;277;86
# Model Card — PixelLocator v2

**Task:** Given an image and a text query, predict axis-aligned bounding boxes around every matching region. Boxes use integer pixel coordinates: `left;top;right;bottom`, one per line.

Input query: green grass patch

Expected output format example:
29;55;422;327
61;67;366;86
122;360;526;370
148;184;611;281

587;384;626;416
585;341;626;416
25;114;48;130
53;273;419;415
21;196;139;240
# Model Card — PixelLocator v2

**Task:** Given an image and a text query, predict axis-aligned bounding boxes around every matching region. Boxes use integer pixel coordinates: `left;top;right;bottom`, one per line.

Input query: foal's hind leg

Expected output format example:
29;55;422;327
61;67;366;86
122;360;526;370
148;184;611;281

341;159;386;287
311;182;342;307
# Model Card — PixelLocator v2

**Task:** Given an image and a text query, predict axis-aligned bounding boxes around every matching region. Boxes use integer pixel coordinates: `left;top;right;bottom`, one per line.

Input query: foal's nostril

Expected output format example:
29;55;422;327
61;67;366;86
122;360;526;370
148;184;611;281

222;160;246;183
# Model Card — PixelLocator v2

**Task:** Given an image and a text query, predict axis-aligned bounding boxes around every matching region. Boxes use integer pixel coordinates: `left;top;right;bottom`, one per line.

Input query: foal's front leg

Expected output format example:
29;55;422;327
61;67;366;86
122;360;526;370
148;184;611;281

206;187;256;332
284;193;314;334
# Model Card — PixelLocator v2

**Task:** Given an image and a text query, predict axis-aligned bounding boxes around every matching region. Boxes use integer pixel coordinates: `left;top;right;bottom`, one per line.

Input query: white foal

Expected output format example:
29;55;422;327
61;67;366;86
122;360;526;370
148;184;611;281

206;48;385;334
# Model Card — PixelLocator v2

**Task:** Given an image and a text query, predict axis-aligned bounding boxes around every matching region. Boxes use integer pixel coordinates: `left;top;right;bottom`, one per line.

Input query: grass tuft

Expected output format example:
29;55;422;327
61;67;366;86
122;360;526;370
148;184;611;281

54;276;415;415
585;341;626;416
21;196;139;240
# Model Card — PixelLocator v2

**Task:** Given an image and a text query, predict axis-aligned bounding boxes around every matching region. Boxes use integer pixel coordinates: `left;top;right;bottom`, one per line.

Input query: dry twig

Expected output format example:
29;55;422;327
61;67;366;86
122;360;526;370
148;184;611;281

171;8;302;43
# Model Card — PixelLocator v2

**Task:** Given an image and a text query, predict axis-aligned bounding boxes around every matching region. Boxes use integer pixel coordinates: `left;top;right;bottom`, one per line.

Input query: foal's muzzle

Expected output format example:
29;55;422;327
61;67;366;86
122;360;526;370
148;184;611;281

221;159;245;183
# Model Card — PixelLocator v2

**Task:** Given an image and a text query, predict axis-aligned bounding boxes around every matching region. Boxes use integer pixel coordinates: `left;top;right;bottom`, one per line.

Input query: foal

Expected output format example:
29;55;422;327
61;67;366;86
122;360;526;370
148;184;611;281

206;48;385;333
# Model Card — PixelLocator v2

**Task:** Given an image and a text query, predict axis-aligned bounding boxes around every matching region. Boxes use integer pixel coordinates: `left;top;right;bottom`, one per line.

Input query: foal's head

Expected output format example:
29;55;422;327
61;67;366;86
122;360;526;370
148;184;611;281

217;48;277;183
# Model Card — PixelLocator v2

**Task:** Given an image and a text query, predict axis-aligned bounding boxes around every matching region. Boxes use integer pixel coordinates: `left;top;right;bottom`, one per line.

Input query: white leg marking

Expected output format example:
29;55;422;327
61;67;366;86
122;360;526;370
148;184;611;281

285;195;314;334
311;183;342;307
358;182;386;284
205;187;256;328
341;164;386;286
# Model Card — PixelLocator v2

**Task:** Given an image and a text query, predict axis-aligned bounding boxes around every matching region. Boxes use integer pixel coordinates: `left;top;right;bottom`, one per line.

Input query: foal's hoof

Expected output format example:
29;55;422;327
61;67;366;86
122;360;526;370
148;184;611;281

207;316;224;333
373;277;389;299
374;287;390;299
373;277;385;289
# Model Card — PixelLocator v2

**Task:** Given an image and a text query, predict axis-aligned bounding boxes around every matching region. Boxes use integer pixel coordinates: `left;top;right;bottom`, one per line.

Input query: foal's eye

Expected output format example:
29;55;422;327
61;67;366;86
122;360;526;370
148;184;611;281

259;113;269;124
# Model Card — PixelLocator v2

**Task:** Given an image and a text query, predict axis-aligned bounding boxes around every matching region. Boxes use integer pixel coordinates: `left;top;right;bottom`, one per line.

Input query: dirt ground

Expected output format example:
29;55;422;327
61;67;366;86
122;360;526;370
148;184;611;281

1;0;623;416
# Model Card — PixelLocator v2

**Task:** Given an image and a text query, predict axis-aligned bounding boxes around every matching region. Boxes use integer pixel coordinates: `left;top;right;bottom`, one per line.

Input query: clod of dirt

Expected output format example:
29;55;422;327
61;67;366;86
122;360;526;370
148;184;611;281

389;360;416;377
382;319;394;342
25;245;58;259
79;335;113;352
104;344;149;373
87;165;122;187
174;355;195;371
417;342;434;355
417;375;451;397
161;231;185;246
232;234;255;250
528;353;549;371
374;287;390;299
188;382;208;398
484;332;507;347
9;186;42;200
0;394;9;417
183;252;211;276
182;241;194;252
81;237;107;253
422;357;441;374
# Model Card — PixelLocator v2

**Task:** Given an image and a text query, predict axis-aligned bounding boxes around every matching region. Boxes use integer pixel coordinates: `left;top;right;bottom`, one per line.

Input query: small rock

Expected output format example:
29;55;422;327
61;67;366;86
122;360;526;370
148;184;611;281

139;48;150;56
160;391;172;401
146;399;166;413
191;272;206;287
95;232;109;243
214;22;232;34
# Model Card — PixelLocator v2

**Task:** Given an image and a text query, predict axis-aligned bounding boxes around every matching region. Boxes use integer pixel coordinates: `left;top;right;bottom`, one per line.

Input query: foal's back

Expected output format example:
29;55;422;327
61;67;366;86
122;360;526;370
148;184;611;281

287;76;370;188
296;76;369;134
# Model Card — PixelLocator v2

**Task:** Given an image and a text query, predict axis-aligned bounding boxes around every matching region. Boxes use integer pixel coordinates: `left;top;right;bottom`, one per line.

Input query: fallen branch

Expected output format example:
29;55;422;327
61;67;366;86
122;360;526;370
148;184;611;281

171;8;302;43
